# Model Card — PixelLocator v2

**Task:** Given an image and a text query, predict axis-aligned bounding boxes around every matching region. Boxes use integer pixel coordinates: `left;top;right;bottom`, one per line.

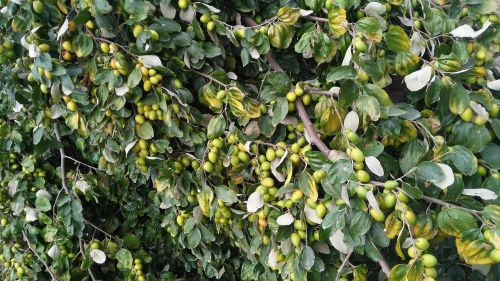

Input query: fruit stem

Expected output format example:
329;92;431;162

192;69;229;88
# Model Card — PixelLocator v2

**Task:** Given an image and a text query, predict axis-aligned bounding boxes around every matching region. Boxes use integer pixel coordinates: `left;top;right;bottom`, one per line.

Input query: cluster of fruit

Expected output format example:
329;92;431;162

407;239;438;281
0;243;31;279
199;12;219;33
0;40;15;64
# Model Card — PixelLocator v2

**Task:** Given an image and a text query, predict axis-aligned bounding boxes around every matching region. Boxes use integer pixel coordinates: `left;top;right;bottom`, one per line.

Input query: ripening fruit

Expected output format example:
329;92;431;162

33;0;44;14
316;203;327;218
85;20;95;29
474;115;487;126
404;210;417;225
200;14;211;24
421;254;437;267
424;267;437;278
291;233;301;247
133;25;143;38
203;162;214;173
356;185;367;200
475;50;486;60
0;218;7;226
354;37;367;52
100;42;110;54
62;51;72;61
291;189;303;202
312;170;326;183
62;41;72;52
350;147;365;163
150;30;159;41
67;101;77;112
286;92;297;102
415;238;430;251
176;215;185;226
369;208;385;222
357;70;369;82
38;43;50;52
356;170;370;183
174;79;183;88
178;0;189;9
490;249;500;262
207;21;216;32
407;246;422;258
460;107;473;122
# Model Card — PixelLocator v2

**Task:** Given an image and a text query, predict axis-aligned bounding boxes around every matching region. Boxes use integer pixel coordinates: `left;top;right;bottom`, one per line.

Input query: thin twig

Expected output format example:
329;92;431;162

420;195;483;215
65;156;101;171
84;219;115;239
192;69;229;88
335;250;353;281
304;15;329;23
22;230;59;281
80;240;97;281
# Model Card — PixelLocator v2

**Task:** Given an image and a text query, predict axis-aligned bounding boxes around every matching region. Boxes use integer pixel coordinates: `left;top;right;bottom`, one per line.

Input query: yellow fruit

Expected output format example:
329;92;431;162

370;209;385;222
291;189;304;202
85;20;95;29
207;21;216;32
100;42;110;54
474;116;487;126
133;25;143;38
62;41;72;51
490;249;500;262
67;101;77;112
408;246;422;258
178;0;189;9
351;147;365;163
38;43;50;52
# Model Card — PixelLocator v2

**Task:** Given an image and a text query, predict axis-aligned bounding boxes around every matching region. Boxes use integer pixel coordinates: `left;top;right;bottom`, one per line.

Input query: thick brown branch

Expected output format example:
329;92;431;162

295;99;331;156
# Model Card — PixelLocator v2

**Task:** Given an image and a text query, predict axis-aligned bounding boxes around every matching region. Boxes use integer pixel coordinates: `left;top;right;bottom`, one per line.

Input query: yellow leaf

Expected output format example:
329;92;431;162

277;7;300;25
456;238;495;265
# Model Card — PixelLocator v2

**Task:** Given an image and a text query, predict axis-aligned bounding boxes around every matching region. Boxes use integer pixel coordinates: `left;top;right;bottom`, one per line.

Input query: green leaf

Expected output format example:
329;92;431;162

35;53;53;71
207;115;226;140
437;208;477;238
127;68;142;88
277;7;301;25
271;98;288;126
385;25;410;52
215;186;238;205
298;171;318;202
187;228;202;249
416;161;444;183
123;234;141;250
116;249;133;270
399;139;428;174
480;143;500;169
388;264;408;281
355;17;382;42
300;246;315;270
443;145;477;175
72;34;94;58
449;84;470;115
326;66;356;82
349;211;371;236
355;95;380;121
35;196;51;212
137;122;154;140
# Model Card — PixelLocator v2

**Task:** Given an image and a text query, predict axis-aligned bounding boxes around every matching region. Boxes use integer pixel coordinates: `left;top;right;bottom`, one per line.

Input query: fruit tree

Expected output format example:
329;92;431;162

0;0;500;280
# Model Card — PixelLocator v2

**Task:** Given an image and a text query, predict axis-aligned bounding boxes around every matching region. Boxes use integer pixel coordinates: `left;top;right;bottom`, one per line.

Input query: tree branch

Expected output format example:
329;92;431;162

53;124;70;194
304;15;329;23
335;250;353;281
22;230;60;281
242;16;393;278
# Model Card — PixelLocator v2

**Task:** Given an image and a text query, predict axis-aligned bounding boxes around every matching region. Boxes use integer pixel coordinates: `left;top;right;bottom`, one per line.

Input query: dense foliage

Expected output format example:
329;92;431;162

0;0;500;280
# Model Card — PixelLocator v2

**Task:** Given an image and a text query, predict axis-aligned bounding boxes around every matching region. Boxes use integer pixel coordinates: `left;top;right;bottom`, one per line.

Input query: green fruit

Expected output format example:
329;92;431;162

384;180;398;190
356;185;367;200
266;148;276;161
405;210;417;225
203;162;214;173
315;203;327;218
238;151;250;163
67;101;77;112
384;194;396;209
200;14;211;24
415;238;430;251
262;177;274;188
33;0;44;14
474;115;487;126
312;170;326;183
38;43;50;52
397;191;410;203
357;70;369;82
291;233;301;247
150;30;159;40
424;267;437;278
207;151;218;163
356;170;370;183
345;130;360;143
460;107;473;122
421;254;437;267
286;92;296;102
0;218;7;226
207;21;216;32
408;246;422;258
354;37;367;52
293;220;305;231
